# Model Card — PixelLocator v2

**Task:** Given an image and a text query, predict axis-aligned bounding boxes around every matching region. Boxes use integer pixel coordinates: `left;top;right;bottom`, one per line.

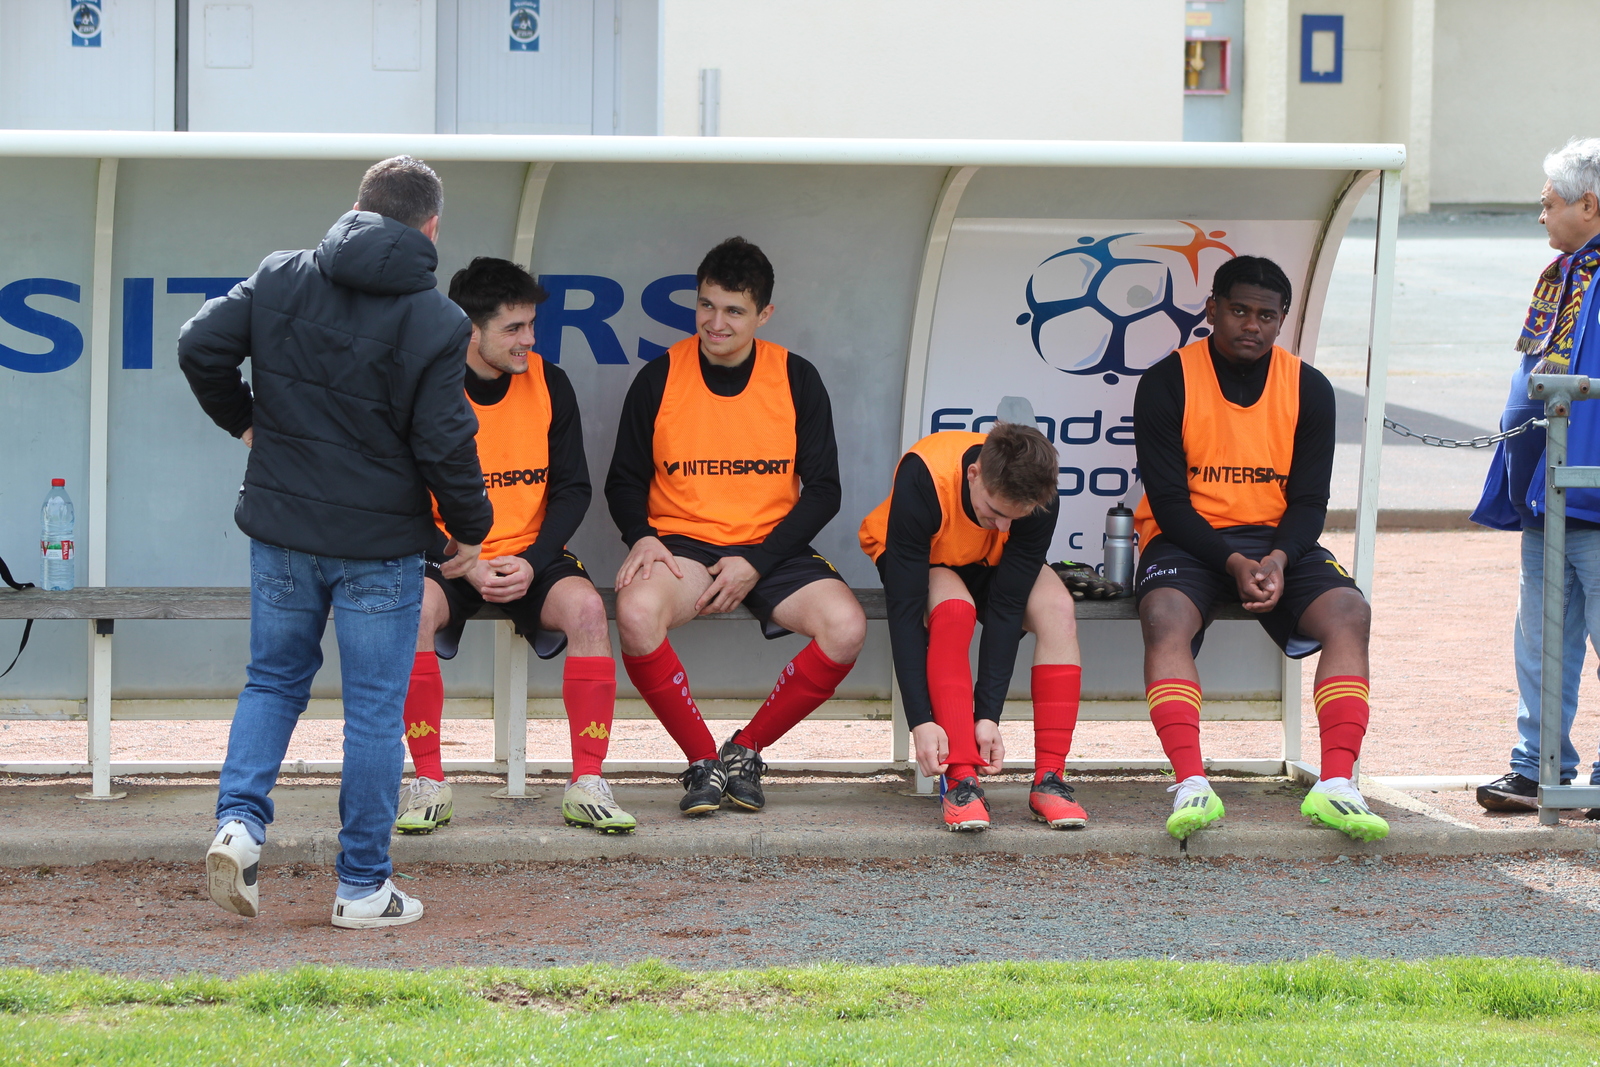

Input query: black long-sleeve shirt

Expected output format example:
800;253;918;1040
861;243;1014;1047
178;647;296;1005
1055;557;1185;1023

879;444;1059;729
1133;340;1336;570
604;345;842;576
463;360;591;575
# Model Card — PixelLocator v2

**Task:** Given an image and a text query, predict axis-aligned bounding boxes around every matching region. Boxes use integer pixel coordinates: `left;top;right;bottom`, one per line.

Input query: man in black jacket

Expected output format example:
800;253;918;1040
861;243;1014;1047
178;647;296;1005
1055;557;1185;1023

179;156;492;930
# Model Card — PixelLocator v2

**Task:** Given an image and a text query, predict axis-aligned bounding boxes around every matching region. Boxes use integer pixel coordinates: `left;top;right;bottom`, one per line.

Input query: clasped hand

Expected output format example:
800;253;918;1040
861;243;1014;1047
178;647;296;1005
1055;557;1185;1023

1226;550;1287;613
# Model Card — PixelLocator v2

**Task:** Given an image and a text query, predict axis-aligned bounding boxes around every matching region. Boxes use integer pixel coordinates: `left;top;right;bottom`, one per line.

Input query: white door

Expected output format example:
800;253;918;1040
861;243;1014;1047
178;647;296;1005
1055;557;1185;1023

454;0;615;135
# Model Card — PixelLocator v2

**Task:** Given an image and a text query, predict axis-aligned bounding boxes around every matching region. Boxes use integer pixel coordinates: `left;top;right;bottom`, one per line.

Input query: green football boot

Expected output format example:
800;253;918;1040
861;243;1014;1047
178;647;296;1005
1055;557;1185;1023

394;777;452;834
1301;778;1389;841
563;774;638;834
1165;775;1224;840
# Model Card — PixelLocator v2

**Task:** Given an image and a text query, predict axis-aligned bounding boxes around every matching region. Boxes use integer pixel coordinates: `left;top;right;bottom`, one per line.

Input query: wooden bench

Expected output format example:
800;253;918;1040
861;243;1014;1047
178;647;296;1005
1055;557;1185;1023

0;587;1301;799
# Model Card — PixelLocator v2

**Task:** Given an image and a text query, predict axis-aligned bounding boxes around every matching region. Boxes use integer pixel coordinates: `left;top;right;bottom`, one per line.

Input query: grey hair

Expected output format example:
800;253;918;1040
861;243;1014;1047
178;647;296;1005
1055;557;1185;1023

356;156;443;229
1543;138;1600;204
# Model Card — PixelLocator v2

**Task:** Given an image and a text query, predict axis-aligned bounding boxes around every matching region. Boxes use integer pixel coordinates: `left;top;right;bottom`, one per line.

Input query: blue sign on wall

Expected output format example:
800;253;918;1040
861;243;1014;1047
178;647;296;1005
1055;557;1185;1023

509;0;540;52
1300;14;1344;84
70;0;102;48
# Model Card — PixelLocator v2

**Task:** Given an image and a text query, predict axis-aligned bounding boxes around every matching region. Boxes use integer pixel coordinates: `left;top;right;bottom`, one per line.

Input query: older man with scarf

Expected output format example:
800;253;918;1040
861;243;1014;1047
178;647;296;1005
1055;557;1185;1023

1473;137;1600;817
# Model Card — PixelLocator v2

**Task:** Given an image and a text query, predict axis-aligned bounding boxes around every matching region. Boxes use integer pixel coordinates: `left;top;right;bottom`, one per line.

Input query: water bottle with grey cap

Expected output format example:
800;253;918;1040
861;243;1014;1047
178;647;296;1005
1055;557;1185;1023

1103;502;1134;593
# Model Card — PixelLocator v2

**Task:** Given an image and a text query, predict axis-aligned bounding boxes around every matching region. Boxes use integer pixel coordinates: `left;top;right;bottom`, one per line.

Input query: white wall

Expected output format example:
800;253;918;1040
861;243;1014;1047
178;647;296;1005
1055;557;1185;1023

1432;0;1598;204
660;0;1184;140
0;0;172;130
187;0;437;133
1285;0;1385;144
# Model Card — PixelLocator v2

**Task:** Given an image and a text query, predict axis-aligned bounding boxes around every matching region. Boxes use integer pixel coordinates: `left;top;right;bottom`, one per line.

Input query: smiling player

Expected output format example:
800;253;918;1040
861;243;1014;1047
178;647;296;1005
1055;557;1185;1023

396;257;634;836
1132;254;1386;843
860;417;1085;832
604;237;865;817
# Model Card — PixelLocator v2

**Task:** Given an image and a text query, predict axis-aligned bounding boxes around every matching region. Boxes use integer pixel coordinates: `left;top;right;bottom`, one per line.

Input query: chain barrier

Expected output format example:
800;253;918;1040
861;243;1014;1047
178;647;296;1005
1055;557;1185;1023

1382;416;1544;450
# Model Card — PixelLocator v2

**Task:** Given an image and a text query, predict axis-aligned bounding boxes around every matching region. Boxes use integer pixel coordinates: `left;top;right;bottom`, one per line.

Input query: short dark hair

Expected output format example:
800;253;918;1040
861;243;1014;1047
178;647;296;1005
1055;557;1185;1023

447;257;548;327
357;156;443;229
697;237;774;309
1211;255;1292;311
978;422;1059;511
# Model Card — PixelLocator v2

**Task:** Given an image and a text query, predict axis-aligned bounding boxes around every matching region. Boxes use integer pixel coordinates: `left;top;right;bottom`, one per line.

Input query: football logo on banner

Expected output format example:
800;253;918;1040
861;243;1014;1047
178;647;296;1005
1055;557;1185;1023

70;0;102;48
920;217;1320;561
509;0;540;52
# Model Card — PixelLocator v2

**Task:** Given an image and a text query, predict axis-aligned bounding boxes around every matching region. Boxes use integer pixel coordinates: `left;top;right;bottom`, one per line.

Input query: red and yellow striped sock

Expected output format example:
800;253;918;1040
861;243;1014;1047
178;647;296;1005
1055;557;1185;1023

1314;676;1370;780
1147;678;1204;781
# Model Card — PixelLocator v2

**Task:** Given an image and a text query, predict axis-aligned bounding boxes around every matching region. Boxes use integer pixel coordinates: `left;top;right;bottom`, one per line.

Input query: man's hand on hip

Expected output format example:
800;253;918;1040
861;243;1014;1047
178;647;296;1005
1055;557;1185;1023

240;427;253;449
696;555;760;615
471;556;534;603
616;535;683;588
440;539;483;580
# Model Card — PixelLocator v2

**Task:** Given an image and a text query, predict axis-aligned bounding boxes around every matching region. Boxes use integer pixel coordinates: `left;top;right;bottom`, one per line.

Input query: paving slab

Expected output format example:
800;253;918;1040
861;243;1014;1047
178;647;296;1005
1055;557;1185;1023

2;774;1595;868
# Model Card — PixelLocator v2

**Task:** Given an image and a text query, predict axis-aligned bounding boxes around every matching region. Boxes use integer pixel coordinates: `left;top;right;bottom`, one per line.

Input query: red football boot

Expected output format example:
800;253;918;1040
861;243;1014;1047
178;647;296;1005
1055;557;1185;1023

941;775;991;832
1029;772;1088;829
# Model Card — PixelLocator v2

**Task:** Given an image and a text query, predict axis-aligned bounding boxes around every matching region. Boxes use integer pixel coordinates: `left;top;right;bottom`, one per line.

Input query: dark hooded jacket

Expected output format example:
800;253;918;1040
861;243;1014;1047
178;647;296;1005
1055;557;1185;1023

179;211;492;559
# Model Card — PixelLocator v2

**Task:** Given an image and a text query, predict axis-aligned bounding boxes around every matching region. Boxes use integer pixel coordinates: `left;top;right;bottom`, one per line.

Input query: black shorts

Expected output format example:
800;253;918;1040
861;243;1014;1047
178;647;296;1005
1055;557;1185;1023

873;559;1004;627
423;548;593;660
1134;525;1361;659
660;534;845;640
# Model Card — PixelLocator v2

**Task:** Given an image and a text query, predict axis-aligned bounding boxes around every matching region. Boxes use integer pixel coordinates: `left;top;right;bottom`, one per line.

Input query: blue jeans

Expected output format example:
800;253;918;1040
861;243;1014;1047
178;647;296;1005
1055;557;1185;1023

216;539;423;893
1511;526;1600;784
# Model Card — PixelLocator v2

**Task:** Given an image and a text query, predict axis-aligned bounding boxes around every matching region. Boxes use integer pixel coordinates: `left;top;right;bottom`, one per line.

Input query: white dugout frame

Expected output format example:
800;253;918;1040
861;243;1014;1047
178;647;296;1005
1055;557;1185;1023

0;133;1403;797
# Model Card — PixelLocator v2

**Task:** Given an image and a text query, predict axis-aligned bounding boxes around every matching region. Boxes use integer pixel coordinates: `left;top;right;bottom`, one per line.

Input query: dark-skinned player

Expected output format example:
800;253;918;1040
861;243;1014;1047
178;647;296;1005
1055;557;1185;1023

1133;254;1387;842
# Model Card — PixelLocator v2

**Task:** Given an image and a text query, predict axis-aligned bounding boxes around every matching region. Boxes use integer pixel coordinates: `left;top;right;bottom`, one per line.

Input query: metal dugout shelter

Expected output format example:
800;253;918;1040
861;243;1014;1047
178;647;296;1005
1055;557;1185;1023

0;133;1403;797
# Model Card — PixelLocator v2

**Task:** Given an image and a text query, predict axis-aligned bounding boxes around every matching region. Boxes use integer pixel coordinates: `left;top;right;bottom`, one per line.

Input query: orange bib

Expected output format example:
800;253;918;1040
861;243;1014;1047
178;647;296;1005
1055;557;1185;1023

1133;340;1301;545
433;364;552;558
648;337;800;546
859;431;1008;567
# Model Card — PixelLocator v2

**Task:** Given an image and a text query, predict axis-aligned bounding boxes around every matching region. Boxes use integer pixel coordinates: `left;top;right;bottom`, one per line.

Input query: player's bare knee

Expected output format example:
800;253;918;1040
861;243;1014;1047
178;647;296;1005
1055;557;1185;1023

571;591;612;650
1025;583;1078;642
819;602;867;663
614;590;668;653
1140;595;1198;648
1321;590;1371;641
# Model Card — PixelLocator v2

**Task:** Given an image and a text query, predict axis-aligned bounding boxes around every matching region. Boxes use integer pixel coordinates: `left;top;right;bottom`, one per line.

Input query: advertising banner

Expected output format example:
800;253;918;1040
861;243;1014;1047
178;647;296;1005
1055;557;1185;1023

920;217;1320;563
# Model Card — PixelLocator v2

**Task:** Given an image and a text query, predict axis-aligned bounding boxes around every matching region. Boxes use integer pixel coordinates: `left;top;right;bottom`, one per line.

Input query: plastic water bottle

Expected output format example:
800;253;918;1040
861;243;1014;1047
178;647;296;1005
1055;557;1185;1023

40;478;75;591
1103;501;1135;593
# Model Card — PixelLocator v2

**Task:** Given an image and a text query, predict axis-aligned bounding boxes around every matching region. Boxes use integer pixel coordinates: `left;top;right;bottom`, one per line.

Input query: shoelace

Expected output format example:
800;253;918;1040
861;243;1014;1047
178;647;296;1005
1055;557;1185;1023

407;777;444;808
723;745;764;783
679;762;717;791
572;775;615;804
948;778;984;805
1032;774;1076;800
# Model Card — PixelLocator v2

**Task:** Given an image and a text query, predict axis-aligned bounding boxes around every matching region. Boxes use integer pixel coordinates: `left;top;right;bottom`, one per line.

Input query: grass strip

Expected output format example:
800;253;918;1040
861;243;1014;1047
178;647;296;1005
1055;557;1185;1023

1;957;1598;1066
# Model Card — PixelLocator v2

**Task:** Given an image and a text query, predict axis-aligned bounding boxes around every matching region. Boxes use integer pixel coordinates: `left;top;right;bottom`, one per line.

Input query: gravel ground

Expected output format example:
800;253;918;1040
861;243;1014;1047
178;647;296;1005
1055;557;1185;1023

3;852;1598;977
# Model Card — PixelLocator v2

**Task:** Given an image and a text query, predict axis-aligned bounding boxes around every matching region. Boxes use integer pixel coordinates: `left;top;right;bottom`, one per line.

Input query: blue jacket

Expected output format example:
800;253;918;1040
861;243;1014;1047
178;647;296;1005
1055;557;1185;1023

1473;246;1600;531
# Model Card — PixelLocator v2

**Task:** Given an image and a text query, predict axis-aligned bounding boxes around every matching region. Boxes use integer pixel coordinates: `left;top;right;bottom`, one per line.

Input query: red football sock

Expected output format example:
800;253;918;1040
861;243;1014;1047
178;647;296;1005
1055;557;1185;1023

1032;664;1081;781
927;599;981;782
622;639;717;764
565;656;617;779
1315;675;1370;780
734;640;855;753
402;650;444;782
1147;678;1204;781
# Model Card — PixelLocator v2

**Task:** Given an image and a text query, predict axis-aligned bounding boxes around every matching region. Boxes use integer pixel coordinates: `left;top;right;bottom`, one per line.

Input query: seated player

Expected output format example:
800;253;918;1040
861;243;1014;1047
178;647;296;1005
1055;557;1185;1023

396;257;633;835
861;417;1085;831
605;237;865;816
1132;254;1387;843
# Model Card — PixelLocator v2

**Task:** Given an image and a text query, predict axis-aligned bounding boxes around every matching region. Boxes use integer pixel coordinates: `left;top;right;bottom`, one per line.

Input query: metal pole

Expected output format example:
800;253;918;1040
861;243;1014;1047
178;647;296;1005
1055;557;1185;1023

1351;168;1401;597
1539;390;1570;826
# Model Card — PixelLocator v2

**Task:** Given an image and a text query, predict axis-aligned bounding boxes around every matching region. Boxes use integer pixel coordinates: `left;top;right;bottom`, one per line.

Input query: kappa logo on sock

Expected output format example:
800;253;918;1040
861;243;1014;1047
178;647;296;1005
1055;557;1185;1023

405;722;438;740
578;721;610;739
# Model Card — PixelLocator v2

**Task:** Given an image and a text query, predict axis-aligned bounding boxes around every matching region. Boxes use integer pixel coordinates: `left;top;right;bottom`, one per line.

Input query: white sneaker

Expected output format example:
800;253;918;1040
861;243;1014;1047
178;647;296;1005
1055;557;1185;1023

206;820;261;918
331;879;424;929
394;777;453;834
562;774;638;833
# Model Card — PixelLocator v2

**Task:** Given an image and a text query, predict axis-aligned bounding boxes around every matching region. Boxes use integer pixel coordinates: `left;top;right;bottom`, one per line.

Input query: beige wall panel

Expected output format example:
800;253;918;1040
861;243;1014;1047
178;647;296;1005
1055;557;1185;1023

660;0;1183;140
1286;0;1385;143
1433;0;1600;204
